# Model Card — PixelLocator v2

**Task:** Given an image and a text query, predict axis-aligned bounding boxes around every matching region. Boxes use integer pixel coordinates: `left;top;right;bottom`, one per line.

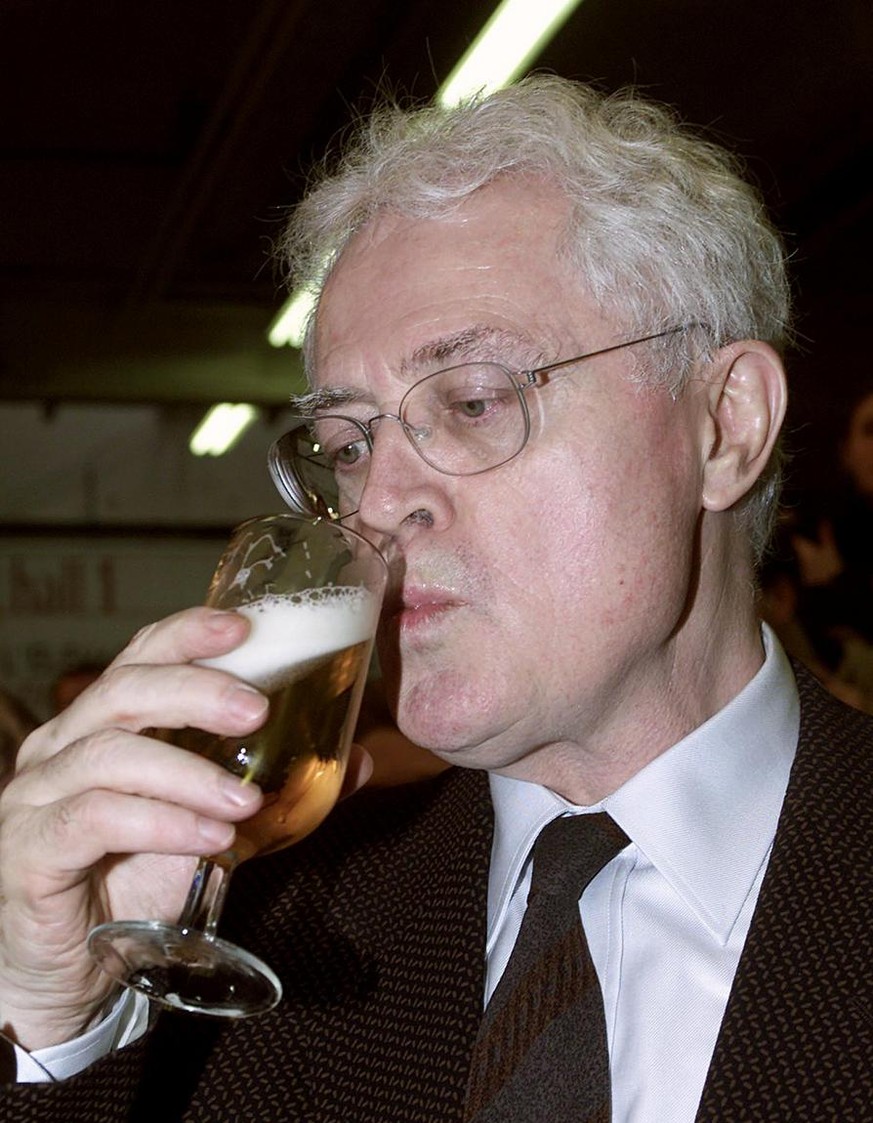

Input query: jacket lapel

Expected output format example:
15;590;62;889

696;668;873;1120
195;766;495;1123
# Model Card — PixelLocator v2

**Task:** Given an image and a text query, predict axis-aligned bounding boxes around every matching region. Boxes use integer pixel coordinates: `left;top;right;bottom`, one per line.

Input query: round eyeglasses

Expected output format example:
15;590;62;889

269;326;689;520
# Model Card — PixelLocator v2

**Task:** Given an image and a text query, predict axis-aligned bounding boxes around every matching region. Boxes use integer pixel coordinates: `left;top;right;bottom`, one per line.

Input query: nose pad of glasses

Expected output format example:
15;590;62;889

365;413;430;460
367;413;429;441
405;421;432;444
356;418;441;524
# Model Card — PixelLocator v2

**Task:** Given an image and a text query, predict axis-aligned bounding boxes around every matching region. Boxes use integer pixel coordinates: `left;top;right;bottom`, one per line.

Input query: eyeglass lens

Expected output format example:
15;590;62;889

287;362;529;516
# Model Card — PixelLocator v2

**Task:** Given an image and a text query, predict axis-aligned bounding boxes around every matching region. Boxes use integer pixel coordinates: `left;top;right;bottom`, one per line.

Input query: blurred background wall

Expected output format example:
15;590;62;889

2;0;871;715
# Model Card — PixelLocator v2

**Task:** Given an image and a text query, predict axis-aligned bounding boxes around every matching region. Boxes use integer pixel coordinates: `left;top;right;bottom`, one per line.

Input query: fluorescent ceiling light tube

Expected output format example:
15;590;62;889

267;0;584;348
189;403;259;457
267;286;318;349
437;0;583;107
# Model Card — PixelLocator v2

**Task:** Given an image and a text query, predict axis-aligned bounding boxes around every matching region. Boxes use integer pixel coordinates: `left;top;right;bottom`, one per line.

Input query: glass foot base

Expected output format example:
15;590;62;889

88;920;282;1018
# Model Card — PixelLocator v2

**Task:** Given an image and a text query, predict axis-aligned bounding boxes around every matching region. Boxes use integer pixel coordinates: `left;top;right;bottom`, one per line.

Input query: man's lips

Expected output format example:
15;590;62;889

382;585;463;630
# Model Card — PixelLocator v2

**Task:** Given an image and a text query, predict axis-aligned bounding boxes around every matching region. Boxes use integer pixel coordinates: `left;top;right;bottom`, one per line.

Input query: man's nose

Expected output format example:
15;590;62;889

356;418;452;535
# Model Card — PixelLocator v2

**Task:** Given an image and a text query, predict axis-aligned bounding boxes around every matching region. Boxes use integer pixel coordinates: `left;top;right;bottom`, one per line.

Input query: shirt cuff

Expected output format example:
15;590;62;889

14;990;150;1083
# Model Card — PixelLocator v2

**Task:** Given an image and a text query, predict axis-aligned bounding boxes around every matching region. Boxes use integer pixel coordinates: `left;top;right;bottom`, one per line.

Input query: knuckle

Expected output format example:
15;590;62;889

121;620;160;660
73;725;124;766
0;785;17;830
86;664;138;714
11;723;47;770
117;606;210;666
78;664;182;732
44;789;108;849
30;728;126;799
74;664;115;707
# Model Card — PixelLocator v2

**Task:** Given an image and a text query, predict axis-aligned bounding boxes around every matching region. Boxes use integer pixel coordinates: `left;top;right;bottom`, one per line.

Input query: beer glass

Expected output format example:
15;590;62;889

88;514;388;1018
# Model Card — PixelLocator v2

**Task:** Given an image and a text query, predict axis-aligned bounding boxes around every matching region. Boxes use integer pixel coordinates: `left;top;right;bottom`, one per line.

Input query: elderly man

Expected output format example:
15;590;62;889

1;77;871;1122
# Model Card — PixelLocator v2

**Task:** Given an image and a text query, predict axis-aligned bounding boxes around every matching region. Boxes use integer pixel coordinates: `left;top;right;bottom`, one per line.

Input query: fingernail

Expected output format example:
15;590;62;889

227;684;268;722
197;817;235;848
221;775;261;807
206;610;241;634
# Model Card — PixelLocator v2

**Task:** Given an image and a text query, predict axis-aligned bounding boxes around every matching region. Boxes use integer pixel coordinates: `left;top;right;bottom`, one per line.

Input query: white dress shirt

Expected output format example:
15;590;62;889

20;626;798;1105
486;624;798;1122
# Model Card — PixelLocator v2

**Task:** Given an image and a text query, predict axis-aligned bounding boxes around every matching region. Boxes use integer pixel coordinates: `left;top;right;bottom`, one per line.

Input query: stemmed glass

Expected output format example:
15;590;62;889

88;514;388;1018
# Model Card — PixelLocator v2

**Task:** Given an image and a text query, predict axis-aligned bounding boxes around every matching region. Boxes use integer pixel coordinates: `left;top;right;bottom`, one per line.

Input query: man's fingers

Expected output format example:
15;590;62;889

108;606;251;671
2;790;239;902
340;744;373;799
16;661;268;770
8;728;263;818
14;605;264;772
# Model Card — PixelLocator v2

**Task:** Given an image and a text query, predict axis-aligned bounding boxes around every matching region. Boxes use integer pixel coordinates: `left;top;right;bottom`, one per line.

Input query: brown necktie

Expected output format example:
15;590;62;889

464;812;629;1123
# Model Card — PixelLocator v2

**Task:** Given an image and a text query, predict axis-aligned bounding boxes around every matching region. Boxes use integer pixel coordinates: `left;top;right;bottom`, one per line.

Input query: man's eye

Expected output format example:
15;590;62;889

455;398;488;418
446;389;515;422
327;438;368;469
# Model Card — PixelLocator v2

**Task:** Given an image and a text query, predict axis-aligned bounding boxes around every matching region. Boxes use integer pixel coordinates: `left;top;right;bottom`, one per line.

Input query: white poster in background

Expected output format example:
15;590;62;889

0;536;223;720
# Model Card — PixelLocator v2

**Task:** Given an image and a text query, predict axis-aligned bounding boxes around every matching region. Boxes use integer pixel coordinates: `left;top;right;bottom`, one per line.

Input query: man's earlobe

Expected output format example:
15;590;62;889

701;342;787;512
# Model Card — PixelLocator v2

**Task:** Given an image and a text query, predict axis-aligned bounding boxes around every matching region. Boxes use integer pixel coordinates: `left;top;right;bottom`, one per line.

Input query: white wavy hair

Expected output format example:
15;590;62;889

277;76;792;560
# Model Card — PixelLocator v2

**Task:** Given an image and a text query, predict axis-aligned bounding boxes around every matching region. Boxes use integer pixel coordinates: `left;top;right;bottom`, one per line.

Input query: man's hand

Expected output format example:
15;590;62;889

792;518;844;587
0;607;269;1052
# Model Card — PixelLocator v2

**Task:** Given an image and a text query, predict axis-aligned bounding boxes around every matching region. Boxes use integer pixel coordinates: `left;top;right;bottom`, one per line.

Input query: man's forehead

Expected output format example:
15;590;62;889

403;325;544;371
305;181;587;404
322;178;573;311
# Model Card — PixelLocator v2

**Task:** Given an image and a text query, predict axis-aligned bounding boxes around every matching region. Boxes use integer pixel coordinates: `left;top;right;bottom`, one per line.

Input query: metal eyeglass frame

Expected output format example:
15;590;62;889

268;324;690;519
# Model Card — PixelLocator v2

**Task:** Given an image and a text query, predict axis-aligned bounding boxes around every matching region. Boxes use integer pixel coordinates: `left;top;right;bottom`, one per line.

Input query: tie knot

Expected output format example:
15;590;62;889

529;812;629;903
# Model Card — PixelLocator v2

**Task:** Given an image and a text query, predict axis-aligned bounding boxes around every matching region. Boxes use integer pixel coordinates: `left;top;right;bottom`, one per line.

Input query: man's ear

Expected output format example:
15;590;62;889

701;341;787;512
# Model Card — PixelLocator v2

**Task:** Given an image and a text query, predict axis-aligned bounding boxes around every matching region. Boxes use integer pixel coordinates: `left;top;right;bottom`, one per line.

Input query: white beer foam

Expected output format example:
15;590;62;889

198;587;378;690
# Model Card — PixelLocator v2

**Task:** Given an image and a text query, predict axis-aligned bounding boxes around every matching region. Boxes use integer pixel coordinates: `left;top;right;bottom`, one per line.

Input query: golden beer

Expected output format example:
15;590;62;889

172;585;379;861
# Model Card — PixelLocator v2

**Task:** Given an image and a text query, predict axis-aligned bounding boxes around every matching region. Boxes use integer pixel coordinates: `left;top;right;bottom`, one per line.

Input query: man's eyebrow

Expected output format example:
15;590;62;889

403;325;543;373
290;386;368;416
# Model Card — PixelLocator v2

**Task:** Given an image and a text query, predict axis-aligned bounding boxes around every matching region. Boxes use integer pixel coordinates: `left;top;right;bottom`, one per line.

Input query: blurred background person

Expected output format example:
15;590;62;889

757;527;867;710
0;688;38;792
49;662;105;715
788;384;873;708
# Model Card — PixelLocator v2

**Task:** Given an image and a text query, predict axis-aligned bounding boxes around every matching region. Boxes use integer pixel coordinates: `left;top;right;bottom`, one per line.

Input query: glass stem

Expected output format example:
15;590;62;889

177;856;234;940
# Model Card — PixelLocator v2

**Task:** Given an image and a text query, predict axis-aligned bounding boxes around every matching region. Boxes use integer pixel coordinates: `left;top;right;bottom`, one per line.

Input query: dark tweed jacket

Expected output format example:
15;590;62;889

2;666;872;1121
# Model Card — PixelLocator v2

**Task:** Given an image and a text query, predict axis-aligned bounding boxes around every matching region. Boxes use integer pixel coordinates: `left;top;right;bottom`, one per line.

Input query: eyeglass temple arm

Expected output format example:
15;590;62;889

520;324;696;386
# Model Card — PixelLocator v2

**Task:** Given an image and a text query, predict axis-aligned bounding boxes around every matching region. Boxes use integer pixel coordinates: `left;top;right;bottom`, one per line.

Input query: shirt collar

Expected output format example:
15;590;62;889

488;624;799;945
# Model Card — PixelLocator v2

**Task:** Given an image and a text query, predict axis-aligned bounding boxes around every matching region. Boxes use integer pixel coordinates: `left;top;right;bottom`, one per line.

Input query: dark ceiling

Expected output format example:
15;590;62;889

2;0;872;482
